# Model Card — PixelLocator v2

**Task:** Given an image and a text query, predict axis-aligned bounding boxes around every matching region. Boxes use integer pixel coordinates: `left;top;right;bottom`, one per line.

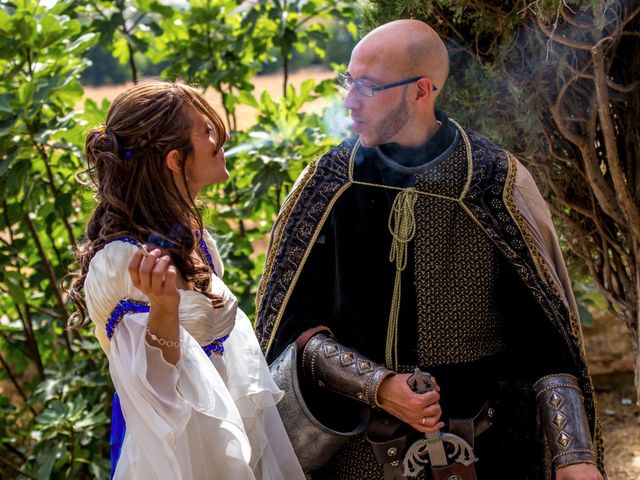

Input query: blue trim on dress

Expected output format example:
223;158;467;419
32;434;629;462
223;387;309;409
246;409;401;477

202;334;230;357
106;299;150;340
106;236;139;247
110;391;126;480
195;230;218;276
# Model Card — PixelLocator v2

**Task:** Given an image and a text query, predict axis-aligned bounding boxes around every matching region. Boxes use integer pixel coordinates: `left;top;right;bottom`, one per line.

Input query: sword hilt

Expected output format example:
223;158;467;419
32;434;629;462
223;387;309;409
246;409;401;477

408;368;437;439
407;367;433;394
403;369;478;477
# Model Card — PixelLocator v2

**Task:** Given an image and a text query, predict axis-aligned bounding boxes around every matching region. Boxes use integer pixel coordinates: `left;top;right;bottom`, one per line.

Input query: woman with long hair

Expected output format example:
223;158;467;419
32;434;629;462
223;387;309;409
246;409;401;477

69;80;304;479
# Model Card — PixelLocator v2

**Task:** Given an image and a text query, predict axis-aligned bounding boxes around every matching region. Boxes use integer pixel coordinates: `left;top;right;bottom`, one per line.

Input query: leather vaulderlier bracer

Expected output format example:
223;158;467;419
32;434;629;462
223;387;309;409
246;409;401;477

302;333;394;407
534;373;596;471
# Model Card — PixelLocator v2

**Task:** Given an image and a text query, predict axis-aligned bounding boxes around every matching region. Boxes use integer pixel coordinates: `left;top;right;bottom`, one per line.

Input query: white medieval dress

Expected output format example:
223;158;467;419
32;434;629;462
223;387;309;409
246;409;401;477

84;232;305;480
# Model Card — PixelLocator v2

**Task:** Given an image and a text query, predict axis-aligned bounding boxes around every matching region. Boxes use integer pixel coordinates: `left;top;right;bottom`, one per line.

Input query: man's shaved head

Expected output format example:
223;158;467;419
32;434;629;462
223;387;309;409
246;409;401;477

354;19;449;93
344;19;449;147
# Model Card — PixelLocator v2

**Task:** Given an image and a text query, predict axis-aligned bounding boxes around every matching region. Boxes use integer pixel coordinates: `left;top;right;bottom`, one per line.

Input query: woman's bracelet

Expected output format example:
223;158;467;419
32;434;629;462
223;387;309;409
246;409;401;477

146;326;182;349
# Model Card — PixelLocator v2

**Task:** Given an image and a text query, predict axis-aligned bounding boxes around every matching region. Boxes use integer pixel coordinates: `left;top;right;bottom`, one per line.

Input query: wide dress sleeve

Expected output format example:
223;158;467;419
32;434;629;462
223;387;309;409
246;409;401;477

85;240;304;480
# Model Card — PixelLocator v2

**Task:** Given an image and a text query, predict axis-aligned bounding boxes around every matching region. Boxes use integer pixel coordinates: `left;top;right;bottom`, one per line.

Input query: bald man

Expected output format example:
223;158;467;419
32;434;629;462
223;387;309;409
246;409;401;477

256;20;605;480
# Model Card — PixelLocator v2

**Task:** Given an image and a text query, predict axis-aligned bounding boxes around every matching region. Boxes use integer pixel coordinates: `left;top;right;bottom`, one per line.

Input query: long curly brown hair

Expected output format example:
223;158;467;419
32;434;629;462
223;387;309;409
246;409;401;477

68;80;227;327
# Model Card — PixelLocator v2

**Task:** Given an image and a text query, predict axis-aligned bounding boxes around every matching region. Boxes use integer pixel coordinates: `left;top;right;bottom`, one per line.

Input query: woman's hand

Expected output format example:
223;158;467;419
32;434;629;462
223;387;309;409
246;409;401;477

377;373;444;433
128;247;181;364
128;247;180;310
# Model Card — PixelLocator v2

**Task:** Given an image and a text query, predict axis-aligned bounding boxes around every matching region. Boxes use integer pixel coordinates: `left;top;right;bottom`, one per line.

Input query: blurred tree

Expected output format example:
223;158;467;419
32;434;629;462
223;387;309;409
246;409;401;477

364;0;640;402
78;0;174;83
81;44;129;85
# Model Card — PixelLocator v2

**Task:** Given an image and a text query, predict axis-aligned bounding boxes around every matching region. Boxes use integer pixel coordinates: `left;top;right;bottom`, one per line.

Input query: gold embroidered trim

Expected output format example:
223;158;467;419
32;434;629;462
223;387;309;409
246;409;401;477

264;179;355;355
501;153;554;290
256;159;320;312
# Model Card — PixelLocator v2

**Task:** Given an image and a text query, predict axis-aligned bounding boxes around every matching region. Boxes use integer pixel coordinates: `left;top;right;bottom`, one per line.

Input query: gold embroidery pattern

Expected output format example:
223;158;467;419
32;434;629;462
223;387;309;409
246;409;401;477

256;159;319;313
255;138;356;353
501;153;604;471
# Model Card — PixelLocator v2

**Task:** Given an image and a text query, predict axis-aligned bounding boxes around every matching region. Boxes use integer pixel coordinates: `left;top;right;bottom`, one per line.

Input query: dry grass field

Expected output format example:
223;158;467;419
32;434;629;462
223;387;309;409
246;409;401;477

82;66;336;130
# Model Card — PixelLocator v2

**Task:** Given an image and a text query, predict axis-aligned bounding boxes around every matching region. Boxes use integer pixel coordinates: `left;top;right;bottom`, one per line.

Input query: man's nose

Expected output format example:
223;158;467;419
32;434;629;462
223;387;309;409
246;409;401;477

342;87;360;110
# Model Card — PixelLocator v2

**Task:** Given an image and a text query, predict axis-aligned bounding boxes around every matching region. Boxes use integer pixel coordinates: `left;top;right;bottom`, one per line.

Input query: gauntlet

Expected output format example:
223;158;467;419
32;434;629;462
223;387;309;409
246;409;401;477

534;373;595;470
302;333;394;407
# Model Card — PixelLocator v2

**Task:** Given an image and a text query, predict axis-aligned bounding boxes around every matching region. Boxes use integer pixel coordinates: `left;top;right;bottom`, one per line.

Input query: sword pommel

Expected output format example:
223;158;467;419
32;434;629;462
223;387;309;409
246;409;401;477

407;368;433;394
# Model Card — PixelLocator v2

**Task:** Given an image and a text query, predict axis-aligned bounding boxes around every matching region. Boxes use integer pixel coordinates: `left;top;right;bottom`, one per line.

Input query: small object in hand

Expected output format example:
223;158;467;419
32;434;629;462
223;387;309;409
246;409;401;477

136;242;150;257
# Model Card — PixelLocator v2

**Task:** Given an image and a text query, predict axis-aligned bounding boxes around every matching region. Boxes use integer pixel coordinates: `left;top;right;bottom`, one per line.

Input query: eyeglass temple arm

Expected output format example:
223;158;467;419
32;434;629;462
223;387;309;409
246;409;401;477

373;77;437;92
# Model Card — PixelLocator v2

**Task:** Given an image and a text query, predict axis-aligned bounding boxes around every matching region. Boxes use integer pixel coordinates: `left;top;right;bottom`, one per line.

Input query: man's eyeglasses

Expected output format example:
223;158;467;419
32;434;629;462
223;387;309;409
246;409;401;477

338;73;437;97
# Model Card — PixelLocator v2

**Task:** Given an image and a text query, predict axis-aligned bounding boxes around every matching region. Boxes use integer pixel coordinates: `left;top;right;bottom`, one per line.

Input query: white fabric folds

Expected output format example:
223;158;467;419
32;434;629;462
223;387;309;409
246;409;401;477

84;237;304;480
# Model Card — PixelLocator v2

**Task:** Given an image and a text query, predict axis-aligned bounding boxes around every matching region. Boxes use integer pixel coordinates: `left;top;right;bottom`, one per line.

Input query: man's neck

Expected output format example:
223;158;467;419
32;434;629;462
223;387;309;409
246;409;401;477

392;114;440;148
376;110;457;168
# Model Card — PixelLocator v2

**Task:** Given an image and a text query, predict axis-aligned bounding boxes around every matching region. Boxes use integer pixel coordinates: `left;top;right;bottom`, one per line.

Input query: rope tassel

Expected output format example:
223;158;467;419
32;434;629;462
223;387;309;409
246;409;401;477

385;188;418;370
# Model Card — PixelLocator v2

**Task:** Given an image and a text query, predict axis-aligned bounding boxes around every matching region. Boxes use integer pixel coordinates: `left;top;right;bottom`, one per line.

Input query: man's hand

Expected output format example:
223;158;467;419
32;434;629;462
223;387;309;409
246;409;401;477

377;373;444;433
556;463;603;480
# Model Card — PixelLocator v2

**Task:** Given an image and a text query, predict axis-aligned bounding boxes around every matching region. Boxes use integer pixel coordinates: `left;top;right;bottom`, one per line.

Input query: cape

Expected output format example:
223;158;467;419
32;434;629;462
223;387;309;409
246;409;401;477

255;123;605;472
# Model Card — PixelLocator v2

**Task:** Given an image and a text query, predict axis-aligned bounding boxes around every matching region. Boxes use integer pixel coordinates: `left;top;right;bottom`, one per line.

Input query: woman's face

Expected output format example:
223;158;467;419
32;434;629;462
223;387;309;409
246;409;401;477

184;108;229;193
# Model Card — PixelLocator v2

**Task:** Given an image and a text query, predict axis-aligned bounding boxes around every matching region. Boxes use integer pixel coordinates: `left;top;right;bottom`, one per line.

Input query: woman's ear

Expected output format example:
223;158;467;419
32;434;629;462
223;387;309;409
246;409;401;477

165;149;182;173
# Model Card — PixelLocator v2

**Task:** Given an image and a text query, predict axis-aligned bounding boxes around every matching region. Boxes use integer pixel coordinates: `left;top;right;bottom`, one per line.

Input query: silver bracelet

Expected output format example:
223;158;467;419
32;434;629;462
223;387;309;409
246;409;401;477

146;326;182;349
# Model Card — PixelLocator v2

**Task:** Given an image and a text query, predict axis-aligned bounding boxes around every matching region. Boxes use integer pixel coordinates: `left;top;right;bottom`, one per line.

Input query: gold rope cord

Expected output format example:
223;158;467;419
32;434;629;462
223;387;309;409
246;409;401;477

385;188;418;370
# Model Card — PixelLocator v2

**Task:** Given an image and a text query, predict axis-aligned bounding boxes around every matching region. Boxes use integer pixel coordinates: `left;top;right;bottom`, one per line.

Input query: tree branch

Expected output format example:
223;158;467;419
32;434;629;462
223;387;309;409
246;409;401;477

591;38;640;240
537;15;594;51
0;350;36;415
23;214;74;358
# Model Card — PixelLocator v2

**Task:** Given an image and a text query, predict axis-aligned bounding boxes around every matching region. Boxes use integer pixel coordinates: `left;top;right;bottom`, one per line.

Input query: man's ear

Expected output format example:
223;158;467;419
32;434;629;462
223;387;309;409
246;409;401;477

415;77;436;101
165;149;182;173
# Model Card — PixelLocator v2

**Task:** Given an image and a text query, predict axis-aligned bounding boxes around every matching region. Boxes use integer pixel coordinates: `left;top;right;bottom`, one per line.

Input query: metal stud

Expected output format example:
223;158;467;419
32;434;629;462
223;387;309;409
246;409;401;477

552;412;567;429
549;392;564;408
557;431;572;448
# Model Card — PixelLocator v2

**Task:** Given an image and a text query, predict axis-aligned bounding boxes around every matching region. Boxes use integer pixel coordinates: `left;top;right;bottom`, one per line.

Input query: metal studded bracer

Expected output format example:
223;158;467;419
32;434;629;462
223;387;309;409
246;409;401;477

534;374;595;471
302;333;394;407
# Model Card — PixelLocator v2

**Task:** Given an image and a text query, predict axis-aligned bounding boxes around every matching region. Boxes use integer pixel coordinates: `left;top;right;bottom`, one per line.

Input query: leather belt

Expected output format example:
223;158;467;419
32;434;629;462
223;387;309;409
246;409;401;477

366;402;494;480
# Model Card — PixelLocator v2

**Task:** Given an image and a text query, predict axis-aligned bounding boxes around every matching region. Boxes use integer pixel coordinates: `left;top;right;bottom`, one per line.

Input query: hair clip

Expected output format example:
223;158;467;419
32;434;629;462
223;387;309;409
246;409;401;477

117;142;134;159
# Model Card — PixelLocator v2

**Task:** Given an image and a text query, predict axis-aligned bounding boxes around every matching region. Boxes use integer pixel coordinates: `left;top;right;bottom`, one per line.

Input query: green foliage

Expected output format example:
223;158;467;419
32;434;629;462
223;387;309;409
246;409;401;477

0;0;356;477
27;356;111;480
209;79;344;313
0;0;111;476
